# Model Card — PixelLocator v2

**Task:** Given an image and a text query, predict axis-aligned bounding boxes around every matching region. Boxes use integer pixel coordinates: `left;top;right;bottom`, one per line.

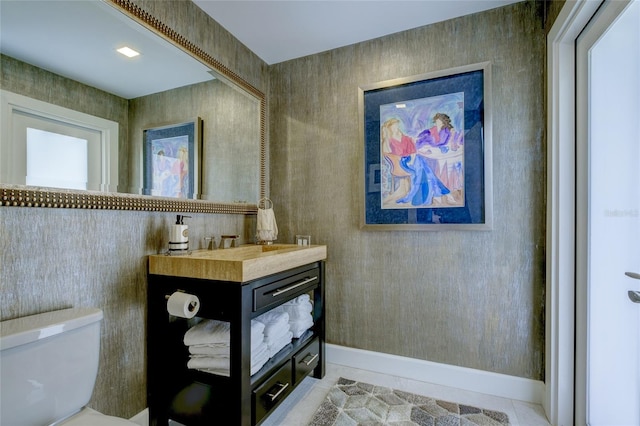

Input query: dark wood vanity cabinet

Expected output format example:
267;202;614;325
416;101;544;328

147;261;325;426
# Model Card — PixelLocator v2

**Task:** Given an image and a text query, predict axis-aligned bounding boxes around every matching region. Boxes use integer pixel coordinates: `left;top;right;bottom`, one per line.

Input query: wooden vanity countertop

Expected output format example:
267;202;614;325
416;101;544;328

148;244;327;282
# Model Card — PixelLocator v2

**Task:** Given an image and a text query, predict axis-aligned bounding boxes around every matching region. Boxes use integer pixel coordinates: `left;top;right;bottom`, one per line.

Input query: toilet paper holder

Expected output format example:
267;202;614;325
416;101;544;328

165;291;199;314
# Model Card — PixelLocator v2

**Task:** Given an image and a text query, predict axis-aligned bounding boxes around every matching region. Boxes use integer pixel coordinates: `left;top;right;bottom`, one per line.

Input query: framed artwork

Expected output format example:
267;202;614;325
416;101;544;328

143;118;202;199
359;62;493;230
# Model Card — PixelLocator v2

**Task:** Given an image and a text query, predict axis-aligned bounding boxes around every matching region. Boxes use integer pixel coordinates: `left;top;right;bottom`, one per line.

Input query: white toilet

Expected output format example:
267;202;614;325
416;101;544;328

0;307;139;426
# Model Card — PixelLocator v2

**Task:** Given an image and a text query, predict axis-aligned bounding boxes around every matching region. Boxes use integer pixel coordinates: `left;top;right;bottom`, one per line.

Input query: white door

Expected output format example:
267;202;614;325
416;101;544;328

576;1;640;425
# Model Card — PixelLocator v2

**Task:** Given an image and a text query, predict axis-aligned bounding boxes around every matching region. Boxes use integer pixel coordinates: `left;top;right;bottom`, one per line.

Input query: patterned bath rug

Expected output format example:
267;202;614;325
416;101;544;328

308;377;510;426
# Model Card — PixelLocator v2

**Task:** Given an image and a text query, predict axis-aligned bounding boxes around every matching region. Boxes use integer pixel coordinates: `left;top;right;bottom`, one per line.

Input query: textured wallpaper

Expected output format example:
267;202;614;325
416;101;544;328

269;1;546;380
0;207;254;418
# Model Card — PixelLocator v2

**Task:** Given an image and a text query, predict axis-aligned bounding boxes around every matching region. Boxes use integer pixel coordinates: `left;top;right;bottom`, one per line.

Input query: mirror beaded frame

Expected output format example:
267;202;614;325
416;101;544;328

0;0;266;215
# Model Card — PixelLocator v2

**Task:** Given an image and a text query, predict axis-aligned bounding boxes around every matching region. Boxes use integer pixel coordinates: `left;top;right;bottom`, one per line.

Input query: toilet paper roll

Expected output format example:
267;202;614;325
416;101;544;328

167;292;200;318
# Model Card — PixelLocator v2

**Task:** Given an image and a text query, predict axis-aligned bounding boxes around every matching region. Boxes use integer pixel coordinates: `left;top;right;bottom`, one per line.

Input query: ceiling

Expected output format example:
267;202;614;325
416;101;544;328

0;0;214;99
0;1;521;99
193;0;522;65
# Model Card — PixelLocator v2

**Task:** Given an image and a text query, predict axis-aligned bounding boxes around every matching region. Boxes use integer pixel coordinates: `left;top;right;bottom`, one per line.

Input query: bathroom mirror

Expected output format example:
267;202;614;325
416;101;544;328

0;0;265;214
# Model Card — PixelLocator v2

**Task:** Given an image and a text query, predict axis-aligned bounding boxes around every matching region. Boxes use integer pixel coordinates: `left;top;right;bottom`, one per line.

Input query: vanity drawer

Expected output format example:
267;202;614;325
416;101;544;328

253;267;319;312
253;362;292;424
293;338;320;385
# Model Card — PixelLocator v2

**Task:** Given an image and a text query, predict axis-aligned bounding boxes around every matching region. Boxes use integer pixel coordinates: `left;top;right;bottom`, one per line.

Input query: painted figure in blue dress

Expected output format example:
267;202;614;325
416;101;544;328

396;113;459;207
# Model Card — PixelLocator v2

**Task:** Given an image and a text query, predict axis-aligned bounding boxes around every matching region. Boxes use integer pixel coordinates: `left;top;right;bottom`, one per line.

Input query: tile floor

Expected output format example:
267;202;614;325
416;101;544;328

261;362;551;426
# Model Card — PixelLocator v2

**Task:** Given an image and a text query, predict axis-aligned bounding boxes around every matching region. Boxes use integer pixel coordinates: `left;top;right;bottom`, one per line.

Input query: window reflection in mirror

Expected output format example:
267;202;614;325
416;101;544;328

0;89;119;192
26;129;88;190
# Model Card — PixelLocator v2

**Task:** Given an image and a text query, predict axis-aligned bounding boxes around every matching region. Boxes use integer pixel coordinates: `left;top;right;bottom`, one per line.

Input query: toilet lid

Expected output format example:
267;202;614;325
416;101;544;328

60;407;139;426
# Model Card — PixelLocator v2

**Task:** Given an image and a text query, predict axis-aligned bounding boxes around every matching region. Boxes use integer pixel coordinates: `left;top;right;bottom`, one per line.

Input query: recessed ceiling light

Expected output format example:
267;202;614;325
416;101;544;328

117;46;140;58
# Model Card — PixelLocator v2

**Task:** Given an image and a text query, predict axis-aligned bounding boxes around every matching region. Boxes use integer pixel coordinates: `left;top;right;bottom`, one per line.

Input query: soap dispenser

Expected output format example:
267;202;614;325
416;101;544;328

169;215;191;254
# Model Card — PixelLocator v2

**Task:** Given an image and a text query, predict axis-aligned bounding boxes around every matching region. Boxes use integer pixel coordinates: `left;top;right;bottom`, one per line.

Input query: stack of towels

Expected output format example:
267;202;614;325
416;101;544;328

184;319;269;376
272;294;314;338
183;294;314;377
254;310;293;358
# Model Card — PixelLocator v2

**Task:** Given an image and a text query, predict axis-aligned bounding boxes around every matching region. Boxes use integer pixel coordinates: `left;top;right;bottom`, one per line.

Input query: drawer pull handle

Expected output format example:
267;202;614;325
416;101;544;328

266;382;289;401
302;353;319;366
272;277;317;297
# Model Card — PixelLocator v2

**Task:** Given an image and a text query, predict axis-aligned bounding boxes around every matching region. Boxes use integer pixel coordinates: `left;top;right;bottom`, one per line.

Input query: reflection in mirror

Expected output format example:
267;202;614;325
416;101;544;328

0;0;265;213
130;76;260;203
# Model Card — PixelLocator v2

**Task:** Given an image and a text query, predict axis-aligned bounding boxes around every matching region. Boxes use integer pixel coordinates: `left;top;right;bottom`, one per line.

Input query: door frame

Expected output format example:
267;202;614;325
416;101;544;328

545;1;602;425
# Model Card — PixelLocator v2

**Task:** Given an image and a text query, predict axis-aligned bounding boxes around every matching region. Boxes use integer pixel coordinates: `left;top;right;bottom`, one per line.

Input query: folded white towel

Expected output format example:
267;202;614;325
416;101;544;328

188;341;270;376
189;343;229;356
263;327;290;347
271;295;314;338
183;319;265;346
251;342;269;374
251;320;266;342
289;315;314;338
273;301;313;320
252;340;268;361
266;331;293;358
184;319;229;346
187;356;229;370
188;335;264;355
190;360;266;377
255;311;290;337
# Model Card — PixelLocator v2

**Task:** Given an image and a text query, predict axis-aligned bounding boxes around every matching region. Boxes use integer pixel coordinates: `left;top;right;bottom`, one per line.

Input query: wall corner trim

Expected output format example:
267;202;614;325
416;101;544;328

326;344;545;405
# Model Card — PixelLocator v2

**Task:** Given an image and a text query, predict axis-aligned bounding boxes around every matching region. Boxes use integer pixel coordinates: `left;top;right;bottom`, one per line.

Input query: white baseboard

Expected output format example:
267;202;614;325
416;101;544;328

326;344;544;404
129;408;148;426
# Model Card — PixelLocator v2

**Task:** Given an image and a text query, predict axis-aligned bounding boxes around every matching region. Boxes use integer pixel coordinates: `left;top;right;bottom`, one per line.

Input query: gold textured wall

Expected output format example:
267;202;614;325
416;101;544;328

269;1;546;380
0;0;267;419
0;208;252;418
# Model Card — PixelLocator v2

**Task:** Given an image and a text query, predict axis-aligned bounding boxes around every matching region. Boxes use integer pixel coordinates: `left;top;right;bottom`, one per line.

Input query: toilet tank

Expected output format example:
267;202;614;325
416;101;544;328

0;307;103;426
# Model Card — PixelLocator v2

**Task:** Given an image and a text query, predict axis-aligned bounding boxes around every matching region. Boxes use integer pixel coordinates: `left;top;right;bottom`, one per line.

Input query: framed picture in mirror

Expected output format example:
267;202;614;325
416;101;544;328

143;118;202;199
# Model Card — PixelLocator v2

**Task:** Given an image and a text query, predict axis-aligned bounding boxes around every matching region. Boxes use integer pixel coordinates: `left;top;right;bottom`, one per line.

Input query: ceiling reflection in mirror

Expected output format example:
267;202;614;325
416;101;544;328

0;0;265;213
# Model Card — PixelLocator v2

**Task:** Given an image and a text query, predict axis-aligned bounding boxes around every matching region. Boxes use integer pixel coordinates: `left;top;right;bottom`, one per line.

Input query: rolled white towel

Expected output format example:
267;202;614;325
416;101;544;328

282;294;311;308
274;303;312;320
288;293;310;304
273;294;312;317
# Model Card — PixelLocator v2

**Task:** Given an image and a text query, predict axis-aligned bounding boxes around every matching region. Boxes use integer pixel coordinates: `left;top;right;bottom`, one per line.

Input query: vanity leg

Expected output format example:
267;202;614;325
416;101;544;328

229;285;253;425
312;261;326;379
